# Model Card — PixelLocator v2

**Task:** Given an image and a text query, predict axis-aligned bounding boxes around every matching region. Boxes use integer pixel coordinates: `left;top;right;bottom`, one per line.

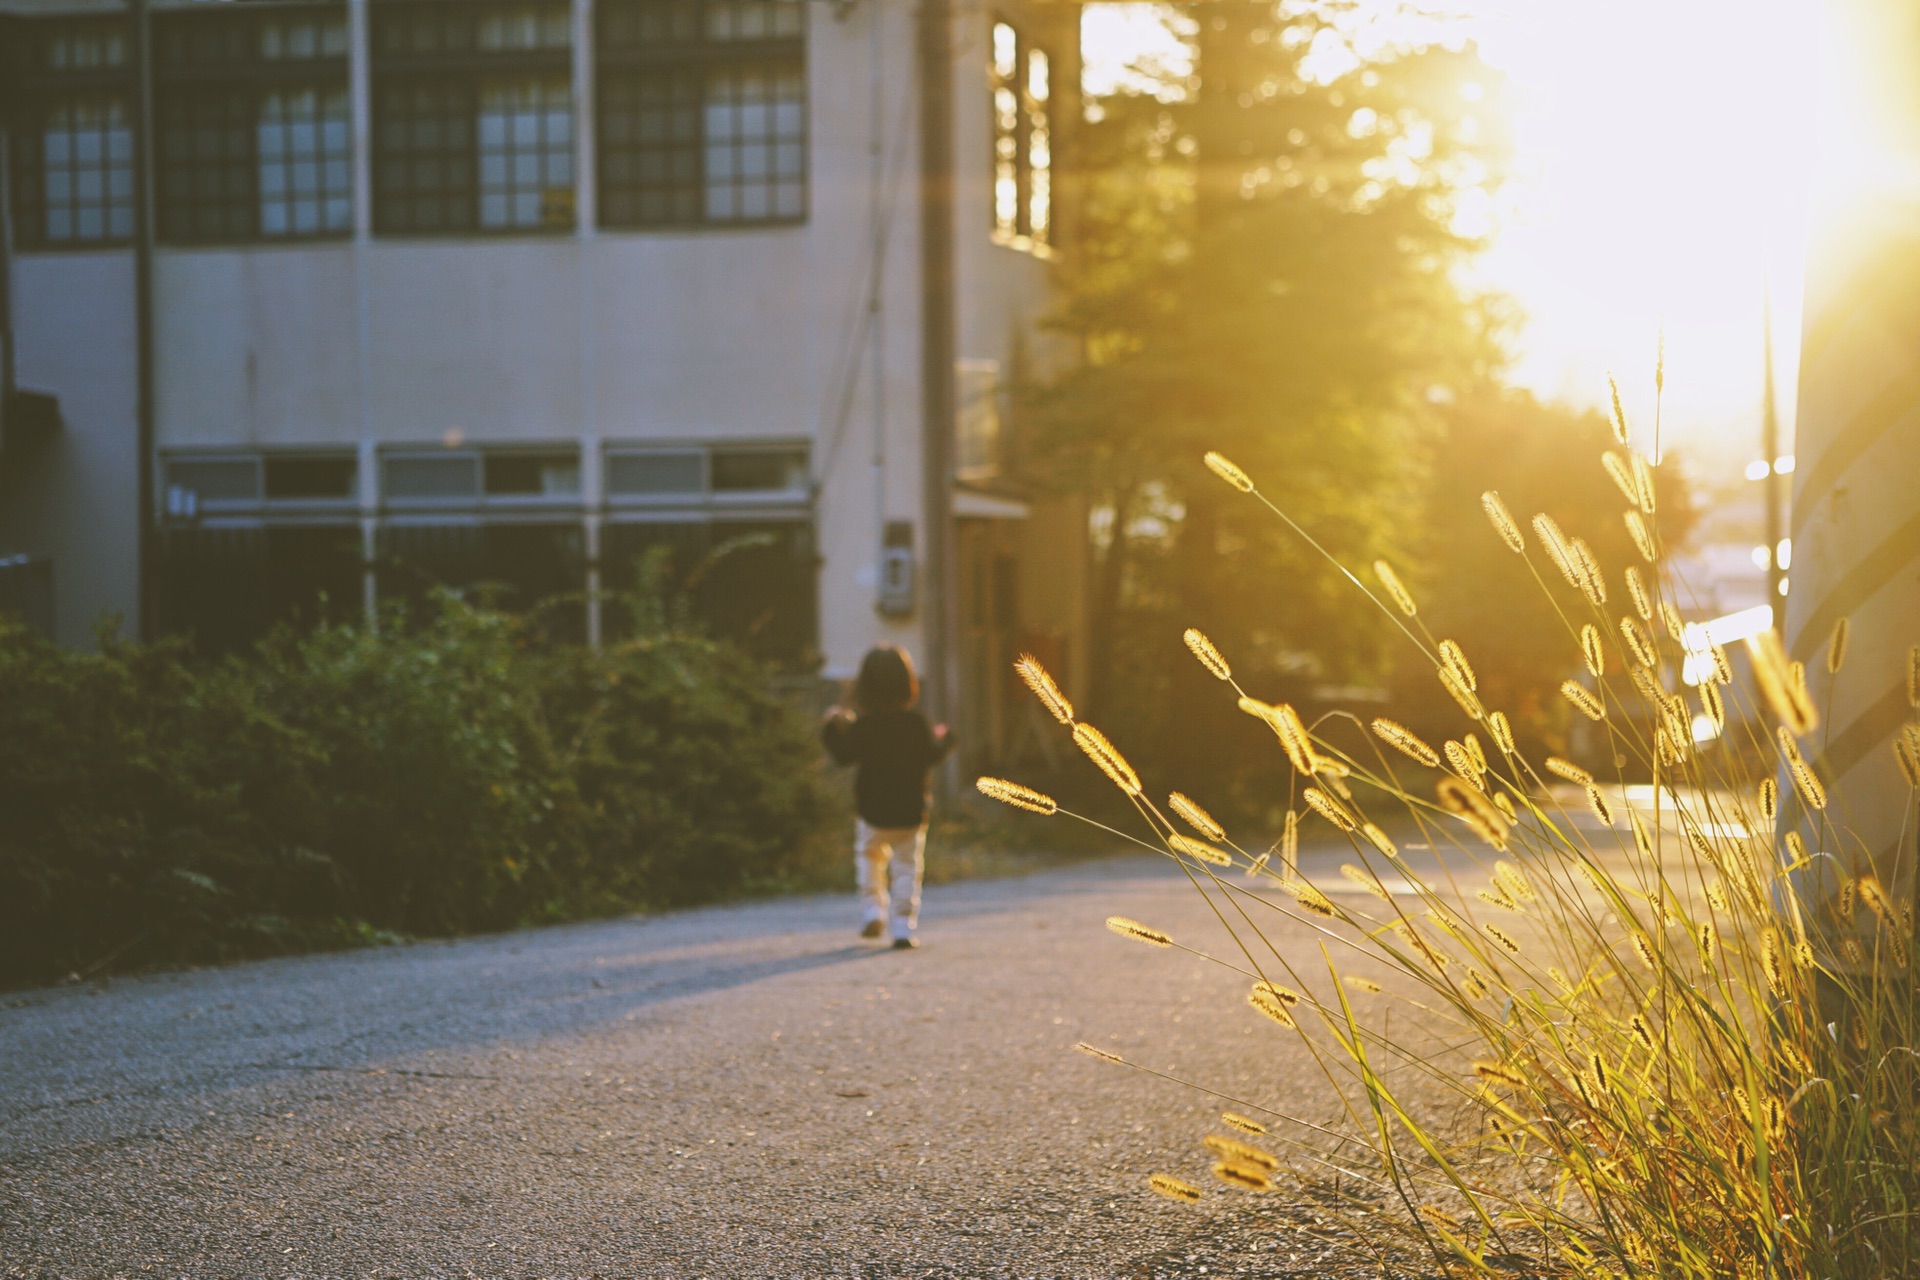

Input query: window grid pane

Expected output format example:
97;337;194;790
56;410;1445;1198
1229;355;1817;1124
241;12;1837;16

596;0;806;229
372;2;576;234
374;79;478;232
18;95;136;245
159;91;259;242
258;88;355;236
478;76;575;229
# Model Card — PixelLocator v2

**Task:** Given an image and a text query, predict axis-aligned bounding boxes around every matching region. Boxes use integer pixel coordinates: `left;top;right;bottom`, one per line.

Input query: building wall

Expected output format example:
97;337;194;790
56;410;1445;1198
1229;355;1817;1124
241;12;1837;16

2;0;1081;727
0;250;142;646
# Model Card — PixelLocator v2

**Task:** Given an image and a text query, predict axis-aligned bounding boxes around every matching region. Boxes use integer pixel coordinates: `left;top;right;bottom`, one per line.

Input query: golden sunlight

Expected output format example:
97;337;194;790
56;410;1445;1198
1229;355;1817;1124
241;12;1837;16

1081;1;1833;471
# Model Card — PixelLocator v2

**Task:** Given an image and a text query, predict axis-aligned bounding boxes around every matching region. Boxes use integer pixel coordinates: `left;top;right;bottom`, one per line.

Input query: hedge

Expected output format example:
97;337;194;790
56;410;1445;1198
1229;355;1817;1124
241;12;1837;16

0;597;844;985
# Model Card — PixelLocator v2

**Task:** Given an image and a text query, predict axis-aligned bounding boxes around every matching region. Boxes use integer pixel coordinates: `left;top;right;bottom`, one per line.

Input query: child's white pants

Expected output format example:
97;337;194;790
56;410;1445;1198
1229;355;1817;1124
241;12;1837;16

855;821;925;940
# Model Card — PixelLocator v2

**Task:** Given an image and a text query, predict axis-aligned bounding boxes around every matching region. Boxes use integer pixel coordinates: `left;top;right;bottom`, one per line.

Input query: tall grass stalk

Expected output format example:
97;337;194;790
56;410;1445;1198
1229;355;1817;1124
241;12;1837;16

982;441;1919;1277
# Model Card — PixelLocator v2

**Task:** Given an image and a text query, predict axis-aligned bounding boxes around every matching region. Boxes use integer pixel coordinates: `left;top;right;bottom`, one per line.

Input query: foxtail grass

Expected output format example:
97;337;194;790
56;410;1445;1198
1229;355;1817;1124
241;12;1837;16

981;425;1920;1278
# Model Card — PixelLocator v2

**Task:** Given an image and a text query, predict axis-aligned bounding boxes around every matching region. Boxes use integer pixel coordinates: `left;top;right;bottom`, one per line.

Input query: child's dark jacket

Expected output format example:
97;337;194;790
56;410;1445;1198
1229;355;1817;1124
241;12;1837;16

822;709;953;828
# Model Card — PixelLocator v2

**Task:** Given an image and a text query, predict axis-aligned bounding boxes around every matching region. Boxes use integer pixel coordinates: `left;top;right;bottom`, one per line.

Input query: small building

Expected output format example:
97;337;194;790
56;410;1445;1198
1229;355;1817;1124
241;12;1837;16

0;0;1089;769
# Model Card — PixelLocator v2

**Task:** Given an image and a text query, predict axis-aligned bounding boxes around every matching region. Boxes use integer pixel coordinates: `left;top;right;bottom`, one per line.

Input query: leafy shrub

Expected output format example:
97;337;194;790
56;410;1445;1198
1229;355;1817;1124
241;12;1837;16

0;619;335;978
538;632;843;912
0;595;842;986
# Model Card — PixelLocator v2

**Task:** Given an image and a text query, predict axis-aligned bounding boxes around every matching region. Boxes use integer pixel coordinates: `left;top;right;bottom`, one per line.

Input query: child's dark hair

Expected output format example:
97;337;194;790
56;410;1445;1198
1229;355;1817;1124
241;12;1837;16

854;645;918;713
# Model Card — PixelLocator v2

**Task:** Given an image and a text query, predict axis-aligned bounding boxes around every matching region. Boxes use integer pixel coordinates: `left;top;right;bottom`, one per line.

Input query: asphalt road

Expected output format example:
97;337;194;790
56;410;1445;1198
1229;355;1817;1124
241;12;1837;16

1;848;1431;1280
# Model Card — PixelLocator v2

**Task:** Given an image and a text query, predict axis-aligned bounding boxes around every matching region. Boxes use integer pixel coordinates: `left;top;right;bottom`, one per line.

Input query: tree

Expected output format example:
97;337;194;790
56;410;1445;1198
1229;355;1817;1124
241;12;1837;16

1028;2;1509;793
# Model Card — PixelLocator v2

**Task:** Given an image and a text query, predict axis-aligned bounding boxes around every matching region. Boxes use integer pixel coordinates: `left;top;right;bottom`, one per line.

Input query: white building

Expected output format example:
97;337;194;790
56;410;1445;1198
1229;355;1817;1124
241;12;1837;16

0;0;1089;763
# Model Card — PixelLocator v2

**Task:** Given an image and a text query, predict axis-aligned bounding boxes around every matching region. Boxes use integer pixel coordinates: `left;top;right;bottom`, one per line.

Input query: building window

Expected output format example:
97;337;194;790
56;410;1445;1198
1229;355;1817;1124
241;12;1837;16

152;4;352;244
373;1;576;235
989;19;1050;251
596;0;806;229
8;19;135;248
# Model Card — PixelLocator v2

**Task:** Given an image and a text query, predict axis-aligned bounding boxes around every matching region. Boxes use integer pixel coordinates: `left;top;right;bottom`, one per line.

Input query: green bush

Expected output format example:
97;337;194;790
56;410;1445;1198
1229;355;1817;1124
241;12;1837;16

539;632;843;912
0;596;843;986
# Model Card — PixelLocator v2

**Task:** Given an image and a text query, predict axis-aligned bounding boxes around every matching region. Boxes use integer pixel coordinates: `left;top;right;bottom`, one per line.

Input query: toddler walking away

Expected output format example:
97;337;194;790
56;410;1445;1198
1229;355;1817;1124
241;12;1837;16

822;646;953;950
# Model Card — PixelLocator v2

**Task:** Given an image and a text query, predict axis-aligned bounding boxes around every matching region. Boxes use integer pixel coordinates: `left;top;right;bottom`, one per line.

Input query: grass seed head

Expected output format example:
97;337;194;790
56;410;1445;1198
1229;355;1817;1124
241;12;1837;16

1182;628;1231;680
1482;490;1526;553
1494;860;1536;902
1748;629;1819;736
1633;451;1657;515
1609;374;1630;444
1220;1112;1268;1135
1699;678;1724;730
1438;666;1484;720
1342;864;1390;899
1762;927;1788;998
1248;986;1297;1028
1757;778;1778;824
1626;510;1656;562
1474;1060;1528;1089
1075;1042;1125;1064
1204;1133;1282;1171
1169;791;1225;841
1372;718;1440;768
1149;1173;1202;1203
1826;615;1850;675
1169;834;1232;867
1106;916;1174;947
1624;565;1653;622
1362;823;1398;857
1586;784;1614;826
1602;451;1639;505
1303;786;1356;832
1547;756;1594;784
1712;642;1734;685
1211;1160;1274;1192
1281;810;1300;878
1482;923;1523;955
1437;777;1509;849
1015;653;1074;725
1343;974;1383;994
1439;639;1477;692
1581;624;1605;677
1561;680;1606;721
1789;756;1827;811
1282;879;1337;917
1487;710;1515;755
1620;616;1657;670
1073;723;1142;796
1894;727;1920;788
1534;513;1579;586
1572;538;1608;606
1629;1013;1657;1053
1375;559;1417;616
976;777;1058;815
1203;451;1254;492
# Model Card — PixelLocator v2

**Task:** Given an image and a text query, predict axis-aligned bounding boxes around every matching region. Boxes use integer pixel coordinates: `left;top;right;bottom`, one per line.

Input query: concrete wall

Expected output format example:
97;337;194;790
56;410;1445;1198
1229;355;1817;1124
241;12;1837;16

0;250;142;646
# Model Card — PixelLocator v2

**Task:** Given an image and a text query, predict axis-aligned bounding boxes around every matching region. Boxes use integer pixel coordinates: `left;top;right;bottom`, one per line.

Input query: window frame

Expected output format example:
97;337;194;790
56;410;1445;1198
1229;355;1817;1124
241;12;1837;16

370;0;579;238
987;15;1052;255
594;0;809;232
150;2;354;247
604;440;812;511
6;14;138;252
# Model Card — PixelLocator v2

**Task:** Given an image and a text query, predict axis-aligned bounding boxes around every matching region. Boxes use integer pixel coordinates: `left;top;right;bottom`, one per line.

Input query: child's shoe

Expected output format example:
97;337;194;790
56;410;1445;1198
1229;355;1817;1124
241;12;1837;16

891;936;920;950
860;920;885;939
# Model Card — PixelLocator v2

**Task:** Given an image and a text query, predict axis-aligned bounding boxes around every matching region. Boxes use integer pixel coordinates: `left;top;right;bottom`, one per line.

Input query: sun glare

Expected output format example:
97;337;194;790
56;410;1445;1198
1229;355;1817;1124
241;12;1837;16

1081;1;1830;472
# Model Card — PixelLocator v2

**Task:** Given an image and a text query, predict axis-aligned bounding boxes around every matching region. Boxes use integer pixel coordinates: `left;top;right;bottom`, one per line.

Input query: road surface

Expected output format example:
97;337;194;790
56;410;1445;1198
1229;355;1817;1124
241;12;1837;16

2;850;1426;1279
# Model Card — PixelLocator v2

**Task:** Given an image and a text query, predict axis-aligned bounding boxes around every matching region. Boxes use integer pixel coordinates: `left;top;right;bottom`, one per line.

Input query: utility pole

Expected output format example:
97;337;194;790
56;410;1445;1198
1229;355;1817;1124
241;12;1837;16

917;0;957;793
131;0;158;640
